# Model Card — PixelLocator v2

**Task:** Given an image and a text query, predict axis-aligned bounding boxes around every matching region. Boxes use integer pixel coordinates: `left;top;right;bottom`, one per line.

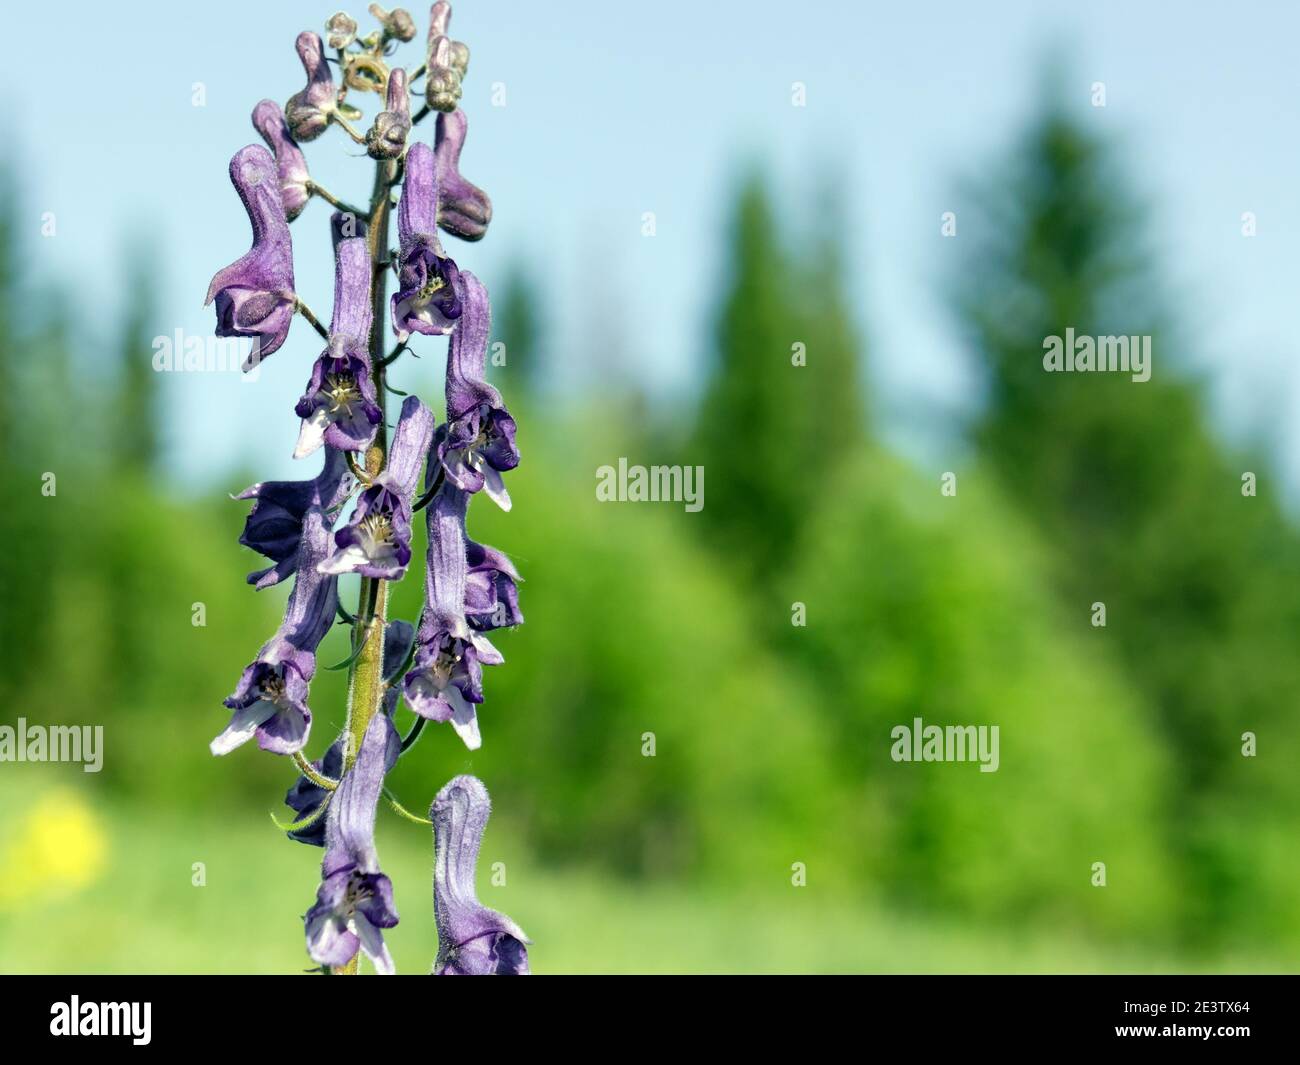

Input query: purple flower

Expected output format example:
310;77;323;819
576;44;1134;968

391;142;463;341
305;713;401;973
294;237;382;458
404;484;502;750
285;31;336;142
436;270;518;510
465;537;523;630
235;447;353;589
366;67;411;160
212;508;339;756
434;109;492;241
204;145;296;365
425;1;469;113
432;775;529;975
320;395;434;580
252;100;311;222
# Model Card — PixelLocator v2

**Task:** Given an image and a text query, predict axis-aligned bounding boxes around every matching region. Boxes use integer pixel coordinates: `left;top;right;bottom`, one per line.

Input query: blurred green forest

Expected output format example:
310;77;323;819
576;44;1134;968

1;97;1298;972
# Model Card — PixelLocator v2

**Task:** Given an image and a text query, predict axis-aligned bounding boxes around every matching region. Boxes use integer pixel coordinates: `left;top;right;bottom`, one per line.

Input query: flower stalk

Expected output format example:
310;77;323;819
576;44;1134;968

207;2;528;978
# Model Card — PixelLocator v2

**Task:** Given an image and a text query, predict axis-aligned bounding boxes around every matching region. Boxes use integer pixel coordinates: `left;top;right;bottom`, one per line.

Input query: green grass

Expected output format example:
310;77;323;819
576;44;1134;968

0;782;1290;974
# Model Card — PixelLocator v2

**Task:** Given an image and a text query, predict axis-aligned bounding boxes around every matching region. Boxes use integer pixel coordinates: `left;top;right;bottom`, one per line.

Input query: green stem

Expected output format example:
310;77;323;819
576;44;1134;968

306;180;367;219
332;156;398;977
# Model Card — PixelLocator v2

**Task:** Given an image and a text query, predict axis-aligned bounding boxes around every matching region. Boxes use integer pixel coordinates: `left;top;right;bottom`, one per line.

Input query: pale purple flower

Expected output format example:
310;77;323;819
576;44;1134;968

305;713;401;973
252;99;311;222
295;237;382;458
434;109;492;241
212;508;339;756
391;141;462;341
404;484;502;750
204;145;296;365
285;31;335;142
320;395;434;580
432;775;529;975
436;270;518;510
236;447;353;589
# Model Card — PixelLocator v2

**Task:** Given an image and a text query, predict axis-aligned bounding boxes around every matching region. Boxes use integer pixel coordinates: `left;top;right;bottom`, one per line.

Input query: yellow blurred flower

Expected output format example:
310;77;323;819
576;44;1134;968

0;790;108;911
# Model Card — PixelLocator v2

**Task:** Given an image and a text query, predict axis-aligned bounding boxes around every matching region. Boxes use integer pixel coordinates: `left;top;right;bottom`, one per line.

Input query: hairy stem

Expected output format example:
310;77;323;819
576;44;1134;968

331;156;398;976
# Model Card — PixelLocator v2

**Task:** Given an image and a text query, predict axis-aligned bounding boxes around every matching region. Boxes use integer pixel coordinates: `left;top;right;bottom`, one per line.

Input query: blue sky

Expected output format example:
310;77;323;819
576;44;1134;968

8;0;1300;491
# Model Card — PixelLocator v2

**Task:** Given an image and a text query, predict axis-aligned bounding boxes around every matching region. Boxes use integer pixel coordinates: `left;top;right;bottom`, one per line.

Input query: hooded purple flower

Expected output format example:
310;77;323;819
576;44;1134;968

434;109;492;241
205;145;296;365
432;775;529;975
366;67;411;160
305;713;401;973
284;619;412;846
285;31;336;142
295;237;383;458
403;484;502;750
236;447;353;589
319;395;434;580
252;99;311;222
436;270;519;510
391;141;463;341
464;537;523;630
212;507;339;756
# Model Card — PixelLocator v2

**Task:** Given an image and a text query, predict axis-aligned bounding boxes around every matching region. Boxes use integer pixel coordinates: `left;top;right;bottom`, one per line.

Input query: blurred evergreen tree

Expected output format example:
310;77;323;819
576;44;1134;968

492;258;542;399
956;98;1300;943
112;250;160;473
690;170;865;587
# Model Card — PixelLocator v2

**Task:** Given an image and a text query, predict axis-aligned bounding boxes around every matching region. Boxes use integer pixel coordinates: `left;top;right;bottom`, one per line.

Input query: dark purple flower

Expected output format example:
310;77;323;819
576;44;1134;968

285;31;336;142
391;142;463;341
235;447;353;589
295;237;382;457
212;508;339;756
366;67;411;160
305;713;401;973
465;537;523;630
252;100;311;222
404;484;502;750
425;1;469;113
204;145;296;365
432;775;529;975
437;270;518;510
320;395;434;580
434;109;492;241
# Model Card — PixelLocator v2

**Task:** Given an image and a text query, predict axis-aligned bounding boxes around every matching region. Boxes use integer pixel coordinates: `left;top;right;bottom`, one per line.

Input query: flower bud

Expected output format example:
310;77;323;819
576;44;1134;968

425;35;462;112
369;3;417;43
326;11;358;49
366;68;412;160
